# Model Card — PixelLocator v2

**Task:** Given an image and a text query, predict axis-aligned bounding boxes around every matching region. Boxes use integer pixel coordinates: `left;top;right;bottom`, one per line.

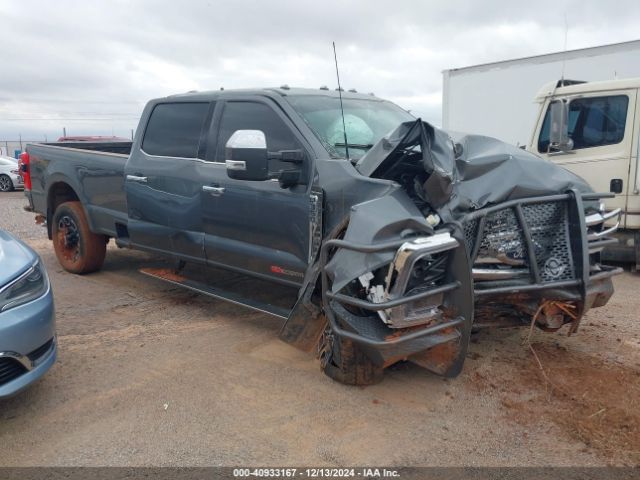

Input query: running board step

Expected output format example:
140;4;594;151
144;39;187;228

140;267;291;320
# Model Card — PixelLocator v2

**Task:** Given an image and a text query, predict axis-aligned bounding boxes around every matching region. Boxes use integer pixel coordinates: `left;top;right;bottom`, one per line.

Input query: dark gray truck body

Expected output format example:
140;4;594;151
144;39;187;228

26;142;130;240
24;87;621;382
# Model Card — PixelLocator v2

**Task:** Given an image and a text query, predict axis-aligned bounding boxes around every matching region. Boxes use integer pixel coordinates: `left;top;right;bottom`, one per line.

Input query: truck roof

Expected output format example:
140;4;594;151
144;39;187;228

158;87;385;103
535;76;640;101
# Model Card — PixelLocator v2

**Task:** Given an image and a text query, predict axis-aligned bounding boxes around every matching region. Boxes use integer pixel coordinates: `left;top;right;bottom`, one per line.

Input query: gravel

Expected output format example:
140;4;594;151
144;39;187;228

0;191;47;240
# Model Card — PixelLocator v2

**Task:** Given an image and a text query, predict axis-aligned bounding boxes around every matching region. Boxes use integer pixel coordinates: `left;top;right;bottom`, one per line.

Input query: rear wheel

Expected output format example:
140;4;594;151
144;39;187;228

0;174;13;192
319;325;384;386
52;201;106;274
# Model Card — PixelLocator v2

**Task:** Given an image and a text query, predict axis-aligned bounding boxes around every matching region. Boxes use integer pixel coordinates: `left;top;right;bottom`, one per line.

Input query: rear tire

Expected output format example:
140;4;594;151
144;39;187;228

52;201;107;274
0;174;13;192
320;327;384;386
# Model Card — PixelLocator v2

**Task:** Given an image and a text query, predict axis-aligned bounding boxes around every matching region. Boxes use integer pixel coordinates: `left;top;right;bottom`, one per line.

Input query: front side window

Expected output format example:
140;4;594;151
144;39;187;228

214;101;302;162
142;102;209;158
286;95;414;159
538;95;629;153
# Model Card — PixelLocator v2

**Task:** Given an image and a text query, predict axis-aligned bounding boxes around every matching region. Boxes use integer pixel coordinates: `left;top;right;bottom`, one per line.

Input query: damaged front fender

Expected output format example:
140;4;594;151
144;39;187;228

319;196;474;376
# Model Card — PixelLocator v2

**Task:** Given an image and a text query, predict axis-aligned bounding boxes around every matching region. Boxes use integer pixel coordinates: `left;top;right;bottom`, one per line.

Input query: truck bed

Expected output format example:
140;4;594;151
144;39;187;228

26;141;132;238
41;141;133;155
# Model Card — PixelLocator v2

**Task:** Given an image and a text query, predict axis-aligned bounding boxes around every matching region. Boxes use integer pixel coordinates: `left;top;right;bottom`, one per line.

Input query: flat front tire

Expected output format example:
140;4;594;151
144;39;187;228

319;326;384;386
52;201;106;274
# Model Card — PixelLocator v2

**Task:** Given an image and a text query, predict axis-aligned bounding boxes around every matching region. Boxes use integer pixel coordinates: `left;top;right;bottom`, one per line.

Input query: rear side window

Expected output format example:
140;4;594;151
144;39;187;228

142;102;209;158
538;95;629;152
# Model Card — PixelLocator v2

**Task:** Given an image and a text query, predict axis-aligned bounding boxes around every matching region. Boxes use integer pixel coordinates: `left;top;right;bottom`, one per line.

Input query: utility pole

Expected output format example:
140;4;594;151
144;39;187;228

131;129;134;140
63;127;67;138
19;133;23;151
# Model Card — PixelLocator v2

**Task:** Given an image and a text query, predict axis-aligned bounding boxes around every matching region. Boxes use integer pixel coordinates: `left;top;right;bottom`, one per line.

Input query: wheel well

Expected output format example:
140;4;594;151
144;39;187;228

47;182;80;239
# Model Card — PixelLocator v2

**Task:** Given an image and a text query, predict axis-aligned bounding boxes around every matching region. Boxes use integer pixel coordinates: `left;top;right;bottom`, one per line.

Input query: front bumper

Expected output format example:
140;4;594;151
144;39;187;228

0;284;56;399
320;190;620;370
9;173;23;189
321;232;473;372
0;338;57;399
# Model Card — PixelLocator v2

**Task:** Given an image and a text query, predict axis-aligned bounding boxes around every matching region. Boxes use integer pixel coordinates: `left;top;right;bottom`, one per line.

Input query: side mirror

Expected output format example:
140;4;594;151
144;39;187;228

225;129;306;187
549;100;574;152
225;130;269;181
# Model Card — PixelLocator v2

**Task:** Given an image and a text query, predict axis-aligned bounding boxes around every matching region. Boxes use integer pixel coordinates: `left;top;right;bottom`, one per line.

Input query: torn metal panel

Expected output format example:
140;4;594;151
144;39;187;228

324;190;433;294
356;119;593;219
313;158;399;237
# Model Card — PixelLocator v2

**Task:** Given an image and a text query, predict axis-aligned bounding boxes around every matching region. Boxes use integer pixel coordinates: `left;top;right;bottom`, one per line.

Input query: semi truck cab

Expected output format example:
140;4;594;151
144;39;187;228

528;78;640;266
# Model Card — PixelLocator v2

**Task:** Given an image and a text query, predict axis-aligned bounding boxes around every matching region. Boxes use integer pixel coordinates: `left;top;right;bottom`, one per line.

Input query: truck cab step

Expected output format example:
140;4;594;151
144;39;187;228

140;267;292;320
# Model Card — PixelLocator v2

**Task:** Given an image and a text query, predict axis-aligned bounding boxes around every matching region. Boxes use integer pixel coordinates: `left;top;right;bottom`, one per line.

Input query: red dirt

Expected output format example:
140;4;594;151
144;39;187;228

471;340;640;465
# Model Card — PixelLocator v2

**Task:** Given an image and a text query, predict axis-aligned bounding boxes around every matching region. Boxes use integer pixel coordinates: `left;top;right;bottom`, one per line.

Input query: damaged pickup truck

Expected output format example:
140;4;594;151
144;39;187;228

21;87;621;385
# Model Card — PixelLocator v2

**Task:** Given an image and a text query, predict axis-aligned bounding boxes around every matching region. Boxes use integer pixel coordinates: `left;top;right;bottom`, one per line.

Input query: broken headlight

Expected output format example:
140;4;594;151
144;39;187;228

359;232;458;328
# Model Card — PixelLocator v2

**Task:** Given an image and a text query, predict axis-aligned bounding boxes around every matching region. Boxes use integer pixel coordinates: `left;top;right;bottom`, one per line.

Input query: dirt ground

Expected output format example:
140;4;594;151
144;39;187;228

0;190;639;466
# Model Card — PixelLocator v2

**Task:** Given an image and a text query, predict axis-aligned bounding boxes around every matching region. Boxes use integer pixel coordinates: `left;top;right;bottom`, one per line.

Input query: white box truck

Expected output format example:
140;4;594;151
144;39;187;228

442;39;640;266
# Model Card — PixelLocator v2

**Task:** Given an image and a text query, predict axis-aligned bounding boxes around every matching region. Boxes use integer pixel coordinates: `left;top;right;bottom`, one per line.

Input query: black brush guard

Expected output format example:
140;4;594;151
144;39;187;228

466;190;620;309
320;230;473;375
319;189;620;373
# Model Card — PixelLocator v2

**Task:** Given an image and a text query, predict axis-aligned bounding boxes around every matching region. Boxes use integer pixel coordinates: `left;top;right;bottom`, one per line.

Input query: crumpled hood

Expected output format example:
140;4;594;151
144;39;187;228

356;119;592;220
0;230;38;287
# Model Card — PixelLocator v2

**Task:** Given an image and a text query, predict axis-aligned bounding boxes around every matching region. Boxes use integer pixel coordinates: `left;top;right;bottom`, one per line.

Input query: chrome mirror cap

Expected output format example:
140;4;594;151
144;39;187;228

225;130;266;149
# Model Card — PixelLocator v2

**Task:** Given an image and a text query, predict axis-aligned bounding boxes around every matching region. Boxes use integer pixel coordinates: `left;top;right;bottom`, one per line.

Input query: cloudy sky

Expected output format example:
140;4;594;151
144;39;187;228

1;0;639;140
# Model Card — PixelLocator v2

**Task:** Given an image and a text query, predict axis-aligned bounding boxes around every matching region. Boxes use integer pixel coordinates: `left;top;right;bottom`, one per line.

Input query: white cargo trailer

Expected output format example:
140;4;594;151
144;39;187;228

442;39;640;146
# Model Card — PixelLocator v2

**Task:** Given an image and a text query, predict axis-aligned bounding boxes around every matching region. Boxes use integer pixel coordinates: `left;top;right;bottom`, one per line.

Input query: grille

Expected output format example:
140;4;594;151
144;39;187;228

27;338;54;363
463;218;479;254
0;358;27;387
466;200;574;283
476;208;528;265
522;201;574;282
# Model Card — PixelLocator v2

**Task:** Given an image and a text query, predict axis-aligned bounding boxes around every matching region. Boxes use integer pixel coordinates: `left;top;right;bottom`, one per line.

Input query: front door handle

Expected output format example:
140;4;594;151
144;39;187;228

126;175;148;183
202;185;225;196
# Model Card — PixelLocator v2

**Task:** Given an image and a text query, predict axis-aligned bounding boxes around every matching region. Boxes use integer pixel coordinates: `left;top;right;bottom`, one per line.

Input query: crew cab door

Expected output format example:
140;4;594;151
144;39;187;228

199;98;313;286
124;101;214;260
534;90;637;227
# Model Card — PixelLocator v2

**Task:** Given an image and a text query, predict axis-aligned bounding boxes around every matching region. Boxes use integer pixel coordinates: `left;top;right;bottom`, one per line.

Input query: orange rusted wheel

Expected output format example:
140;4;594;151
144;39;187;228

52;201;106;274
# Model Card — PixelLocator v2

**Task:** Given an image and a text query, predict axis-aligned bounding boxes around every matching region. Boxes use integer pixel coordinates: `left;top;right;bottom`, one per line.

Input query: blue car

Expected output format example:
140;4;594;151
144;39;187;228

0;229;56;398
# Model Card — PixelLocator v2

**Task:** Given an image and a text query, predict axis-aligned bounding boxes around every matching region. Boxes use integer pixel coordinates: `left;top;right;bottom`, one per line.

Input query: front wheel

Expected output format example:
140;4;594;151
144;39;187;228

0;174;13;192
319;326;384;386
52;201;107;274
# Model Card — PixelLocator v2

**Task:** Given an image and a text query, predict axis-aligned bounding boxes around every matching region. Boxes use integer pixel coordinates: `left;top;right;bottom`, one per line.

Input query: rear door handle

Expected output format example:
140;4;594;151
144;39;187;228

202;185;225;196
126;175;148;183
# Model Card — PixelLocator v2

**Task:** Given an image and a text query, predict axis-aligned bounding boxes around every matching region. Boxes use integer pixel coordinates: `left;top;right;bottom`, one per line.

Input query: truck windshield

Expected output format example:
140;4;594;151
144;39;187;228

286;95;414;160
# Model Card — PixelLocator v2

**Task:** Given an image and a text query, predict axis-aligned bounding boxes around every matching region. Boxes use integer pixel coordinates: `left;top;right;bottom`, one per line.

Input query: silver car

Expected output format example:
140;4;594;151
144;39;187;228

0;229;56;398
0;156;23;192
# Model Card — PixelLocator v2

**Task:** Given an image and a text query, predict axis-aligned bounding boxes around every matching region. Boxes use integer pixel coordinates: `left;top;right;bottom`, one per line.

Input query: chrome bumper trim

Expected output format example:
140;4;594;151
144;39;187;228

472;267;529;280
0;336;56;372
0;351;32;371
585;208;621;227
